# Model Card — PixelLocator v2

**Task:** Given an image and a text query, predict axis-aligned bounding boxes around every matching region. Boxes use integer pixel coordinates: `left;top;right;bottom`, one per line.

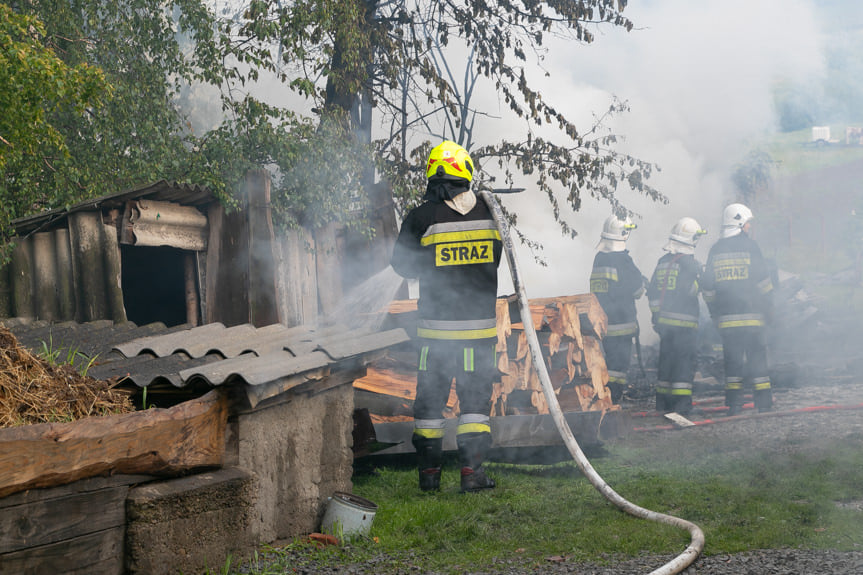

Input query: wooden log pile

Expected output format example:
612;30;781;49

354;293;614;422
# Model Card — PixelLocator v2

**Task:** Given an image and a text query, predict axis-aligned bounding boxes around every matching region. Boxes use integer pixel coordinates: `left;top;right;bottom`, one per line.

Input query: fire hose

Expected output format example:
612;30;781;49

632;402;863;432
480;190;705;575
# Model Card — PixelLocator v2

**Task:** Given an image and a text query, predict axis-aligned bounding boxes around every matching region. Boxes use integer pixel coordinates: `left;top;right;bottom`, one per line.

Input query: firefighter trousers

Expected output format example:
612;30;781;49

603;334;634;403
718;325;772;412
655;326;697;413
412;339;497;474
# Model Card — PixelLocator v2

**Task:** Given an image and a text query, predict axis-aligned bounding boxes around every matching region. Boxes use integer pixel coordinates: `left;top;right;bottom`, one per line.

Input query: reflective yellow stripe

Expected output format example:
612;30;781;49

421;229;501;246
657;317;698;329
725;378;743;390
457;422;491;435
418;346;429;371
715;257;750;266
718;319;764;328
464;347;474;372
591;267;619;281
671;388;693;396
418;327;498;340
752;377;771;391
414;427;446;439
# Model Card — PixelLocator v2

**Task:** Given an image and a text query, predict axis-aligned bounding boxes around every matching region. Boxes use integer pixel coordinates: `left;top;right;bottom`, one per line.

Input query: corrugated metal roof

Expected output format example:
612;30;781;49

11;181;215;236
2;318;409;409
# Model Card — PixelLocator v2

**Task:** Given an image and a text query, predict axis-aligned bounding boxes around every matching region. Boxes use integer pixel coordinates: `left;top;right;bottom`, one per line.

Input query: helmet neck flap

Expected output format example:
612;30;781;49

424;178;471;203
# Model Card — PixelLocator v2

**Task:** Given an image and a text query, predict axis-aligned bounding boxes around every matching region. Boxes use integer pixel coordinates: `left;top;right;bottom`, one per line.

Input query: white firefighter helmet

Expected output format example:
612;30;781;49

597;214;636;252
664;217;706;254
721;203;753;238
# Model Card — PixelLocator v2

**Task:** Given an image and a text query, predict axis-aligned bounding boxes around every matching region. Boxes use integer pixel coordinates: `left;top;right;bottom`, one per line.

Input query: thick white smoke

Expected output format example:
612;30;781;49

491;0;826;342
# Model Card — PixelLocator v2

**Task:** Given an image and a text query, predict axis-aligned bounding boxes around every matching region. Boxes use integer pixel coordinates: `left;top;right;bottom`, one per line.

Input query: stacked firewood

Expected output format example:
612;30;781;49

354;294;615;422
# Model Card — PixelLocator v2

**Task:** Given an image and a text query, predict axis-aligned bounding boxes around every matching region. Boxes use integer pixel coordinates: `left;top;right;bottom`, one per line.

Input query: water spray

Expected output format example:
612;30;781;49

479;189;705;575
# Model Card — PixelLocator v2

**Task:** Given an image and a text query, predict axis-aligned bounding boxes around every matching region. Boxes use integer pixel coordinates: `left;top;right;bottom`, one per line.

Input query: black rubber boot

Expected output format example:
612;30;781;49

725;389;743;416
674;395;693;415
655;392;668;412
457;431;494;492
419;467;441;492
461;466;495;492
412;434;443;492
754;389;773;413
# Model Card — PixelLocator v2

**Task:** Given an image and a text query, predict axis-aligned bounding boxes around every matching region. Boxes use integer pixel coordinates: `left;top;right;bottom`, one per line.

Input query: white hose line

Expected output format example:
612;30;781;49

480;191;704;575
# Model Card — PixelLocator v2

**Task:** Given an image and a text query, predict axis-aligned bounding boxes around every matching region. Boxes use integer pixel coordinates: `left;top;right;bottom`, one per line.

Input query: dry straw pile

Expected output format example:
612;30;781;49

0;327;134;428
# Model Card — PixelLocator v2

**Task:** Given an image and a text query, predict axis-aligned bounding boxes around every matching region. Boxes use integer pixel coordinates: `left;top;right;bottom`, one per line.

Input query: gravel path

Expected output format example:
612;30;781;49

261;547;863;574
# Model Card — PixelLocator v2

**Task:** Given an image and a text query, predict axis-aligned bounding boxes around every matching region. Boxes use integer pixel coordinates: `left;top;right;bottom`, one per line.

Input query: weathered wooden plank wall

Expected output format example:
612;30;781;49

246;169;281;327
0;475;151;575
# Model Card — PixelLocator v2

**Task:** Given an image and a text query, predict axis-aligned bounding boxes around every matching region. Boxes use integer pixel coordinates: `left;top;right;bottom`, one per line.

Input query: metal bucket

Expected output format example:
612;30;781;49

320;491;378;540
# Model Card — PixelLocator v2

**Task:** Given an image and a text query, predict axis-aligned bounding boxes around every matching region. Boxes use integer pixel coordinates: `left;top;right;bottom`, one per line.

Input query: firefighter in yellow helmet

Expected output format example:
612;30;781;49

702;203;774;415
390;141;502;492
647;217;707;414
590;214;646;404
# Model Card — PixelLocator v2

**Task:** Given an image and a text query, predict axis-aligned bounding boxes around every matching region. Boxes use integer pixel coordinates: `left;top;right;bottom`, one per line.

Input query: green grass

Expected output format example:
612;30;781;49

766;126;863;177
220;434;863;574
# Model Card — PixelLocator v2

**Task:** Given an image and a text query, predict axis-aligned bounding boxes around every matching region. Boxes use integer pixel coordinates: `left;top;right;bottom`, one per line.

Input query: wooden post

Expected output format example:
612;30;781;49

246;169;280;327
207;200;251;327
184;251;199;327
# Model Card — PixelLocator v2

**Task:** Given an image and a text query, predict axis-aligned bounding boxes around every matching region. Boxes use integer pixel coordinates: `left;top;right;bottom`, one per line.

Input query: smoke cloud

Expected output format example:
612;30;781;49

490;0;838;341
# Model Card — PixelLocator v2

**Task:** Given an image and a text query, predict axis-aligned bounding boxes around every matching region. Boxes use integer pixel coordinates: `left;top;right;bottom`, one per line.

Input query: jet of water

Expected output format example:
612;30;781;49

321;266;406;332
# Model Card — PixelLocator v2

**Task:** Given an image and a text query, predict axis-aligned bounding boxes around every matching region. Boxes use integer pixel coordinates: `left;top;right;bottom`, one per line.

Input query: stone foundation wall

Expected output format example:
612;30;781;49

236;385;355;542
125;468;257;574
124;383;355;574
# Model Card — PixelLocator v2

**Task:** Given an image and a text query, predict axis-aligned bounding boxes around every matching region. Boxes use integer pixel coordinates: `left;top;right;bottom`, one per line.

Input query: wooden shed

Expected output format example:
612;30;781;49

0;318;408;574
0;171;394;330
0;172;403;574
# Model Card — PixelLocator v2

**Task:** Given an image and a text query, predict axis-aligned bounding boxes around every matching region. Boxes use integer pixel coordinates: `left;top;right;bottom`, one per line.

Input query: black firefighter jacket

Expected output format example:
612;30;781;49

590;250;645;338
391;197;502;342
647;252;702;331
701;232;774;329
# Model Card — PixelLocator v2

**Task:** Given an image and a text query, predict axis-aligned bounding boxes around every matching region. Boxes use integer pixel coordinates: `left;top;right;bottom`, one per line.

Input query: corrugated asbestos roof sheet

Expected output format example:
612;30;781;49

2;318;409;408
11;180;215;236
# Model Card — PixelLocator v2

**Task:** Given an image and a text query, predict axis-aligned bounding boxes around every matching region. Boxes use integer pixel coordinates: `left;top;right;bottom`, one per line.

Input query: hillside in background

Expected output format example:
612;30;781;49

753;127;863;321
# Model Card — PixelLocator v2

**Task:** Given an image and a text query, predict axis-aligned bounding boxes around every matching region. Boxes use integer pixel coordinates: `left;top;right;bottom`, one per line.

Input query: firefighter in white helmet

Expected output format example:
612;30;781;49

391;140;502;492
590;214;646;404
647;217;707;414
702;203;774;415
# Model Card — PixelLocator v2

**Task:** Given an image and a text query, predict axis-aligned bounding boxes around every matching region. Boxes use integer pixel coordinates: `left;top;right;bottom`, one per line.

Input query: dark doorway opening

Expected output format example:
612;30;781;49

121;245;189;327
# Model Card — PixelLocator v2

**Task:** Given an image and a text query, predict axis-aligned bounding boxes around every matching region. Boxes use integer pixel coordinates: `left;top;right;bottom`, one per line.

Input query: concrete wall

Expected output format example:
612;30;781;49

124;383;355;574
236;384;355;542
125;468;257;574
